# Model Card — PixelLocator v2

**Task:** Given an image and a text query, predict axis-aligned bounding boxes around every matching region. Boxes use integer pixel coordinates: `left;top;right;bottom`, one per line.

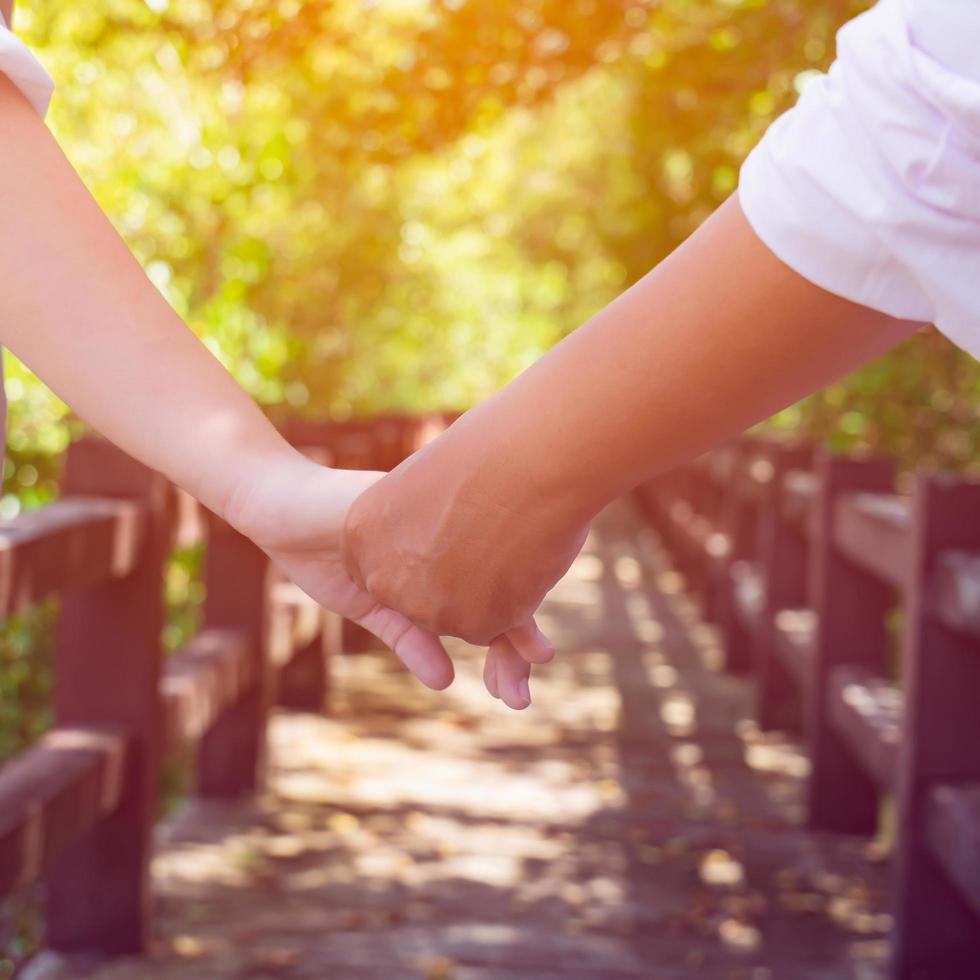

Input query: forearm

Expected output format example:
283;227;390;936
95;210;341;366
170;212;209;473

0;76;299;516
434;194;920;522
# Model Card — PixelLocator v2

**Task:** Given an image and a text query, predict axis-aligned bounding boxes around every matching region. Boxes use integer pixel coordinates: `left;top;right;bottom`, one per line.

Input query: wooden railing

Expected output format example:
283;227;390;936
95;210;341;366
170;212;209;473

636;439;980;980
0;412;449;957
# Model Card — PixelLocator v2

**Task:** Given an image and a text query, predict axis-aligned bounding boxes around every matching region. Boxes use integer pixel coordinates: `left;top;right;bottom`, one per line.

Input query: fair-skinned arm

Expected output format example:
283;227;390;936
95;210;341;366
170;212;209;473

344;192;922;702
0;73;515;689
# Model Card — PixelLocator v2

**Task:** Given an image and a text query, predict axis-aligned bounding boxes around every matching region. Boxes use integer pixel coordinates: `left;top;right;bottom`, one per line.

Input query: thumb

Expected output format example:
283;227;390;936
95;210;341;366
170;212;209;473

356;601;455;691
339;506;369;594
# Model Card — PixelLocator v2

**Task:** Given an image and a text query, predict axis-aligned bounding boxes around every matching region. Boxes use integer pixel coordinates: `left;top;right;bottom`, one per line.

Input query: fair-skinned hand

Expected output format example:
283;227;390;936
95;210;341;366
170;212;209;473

226;453;556;708
225;455;456;691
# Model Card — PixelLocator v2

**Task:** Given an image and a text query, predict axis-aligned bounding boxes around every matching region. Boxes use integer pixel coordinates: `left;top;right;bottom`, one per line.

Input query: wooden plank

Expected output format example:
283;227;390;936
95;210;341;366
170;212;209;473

826;665;902;792
833;492;911;591
197;513;272;797
738;455;775;502
46;439;170;955
730;560;765;633
932;551;980;643
757;447;813;618
716;441;775;674
806;453;896;834
706;447;735;487
269;581;323;668
274;582;338;714
172;490;206;550
281;418;379;469
690;453;712;477
670;502;729;566
753;444;813;732
892;474;980;977
667;498;694;533
373;419;406;471
926;783;980;920
0;498;145;618
770;608;817;688
281;414;442;471
781;470;817;529
161;630;252;749
0;727;126;897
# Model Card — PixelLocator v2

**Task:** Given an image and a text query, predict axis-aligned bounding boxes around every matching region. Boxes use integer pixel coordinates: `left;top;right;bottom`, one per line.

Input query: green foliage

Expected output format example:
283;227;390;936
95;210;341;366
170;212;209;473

7;0;968;464
0;603;55;760
0;884;43;980
164;543;205;652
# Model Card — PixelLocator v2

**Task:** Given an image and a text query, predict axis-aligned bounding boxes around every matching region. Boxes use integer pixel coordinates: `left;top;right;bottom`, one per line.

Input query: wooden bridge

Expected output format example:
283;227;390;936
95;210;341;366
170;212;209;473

1;417;979;980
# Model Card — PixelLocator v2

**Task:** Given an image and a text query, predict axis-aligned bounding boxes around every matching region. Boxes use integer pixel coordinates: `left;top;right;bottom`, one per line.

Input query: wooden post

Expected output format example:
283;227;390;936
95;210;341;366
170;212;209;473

45;439;171;954
805;452;894;833
196;513;272;796
701;446;735;624
756;444;813;731
892;475;980;980
279;612;341;714
718;438;773;674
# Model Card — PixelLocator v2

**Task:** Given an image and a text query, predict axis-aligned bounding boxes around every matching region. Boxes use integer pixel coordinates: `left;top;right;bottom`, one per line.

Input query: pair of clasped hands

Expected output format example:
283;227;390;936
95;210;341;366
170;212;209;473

231;397;592;713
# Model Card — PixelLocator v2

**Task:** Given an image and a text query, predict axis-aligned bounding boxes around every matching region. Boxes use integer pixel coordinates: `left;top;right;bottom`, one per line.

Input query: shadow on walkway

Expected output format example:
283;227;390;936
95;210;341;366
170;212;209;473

67;501;891;980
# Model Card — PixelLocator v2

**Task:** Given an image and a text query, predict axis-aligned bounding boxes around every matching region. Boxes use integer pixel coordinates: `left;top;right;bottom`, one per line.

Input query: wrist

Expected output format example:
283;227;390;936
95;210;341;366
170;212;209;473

221;446;383;559
216;443;315;536
450;402;608;531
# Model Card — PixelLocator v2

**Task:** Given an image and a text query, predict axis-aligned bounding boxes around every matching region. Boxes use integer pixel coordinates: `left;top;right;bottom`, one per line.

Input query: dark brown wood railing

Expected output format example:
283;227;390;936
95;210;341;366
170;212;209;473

636;438;980;980
0;413;450;957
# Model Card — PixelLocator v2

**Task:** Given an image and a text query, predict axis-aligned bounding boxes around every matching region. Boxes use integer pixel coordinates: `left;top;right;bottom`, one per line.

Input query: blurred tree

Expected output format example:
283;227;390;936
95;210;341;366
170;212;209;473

3;0;975;497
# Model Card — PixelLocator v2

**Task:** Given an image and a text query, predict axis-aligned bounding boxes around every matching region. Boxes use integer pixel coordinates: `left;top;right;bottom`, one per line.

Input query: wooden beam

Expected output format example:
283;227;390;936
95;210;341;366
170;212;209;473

730;559;765;634
932;551;980;643
806;453;896;834
781;470;817;529
892;474;980;977
833;492;911;591
770;608;817;688
826;665;902;792
161;630;252;750
0;727;127;897
926;783;980;921
171;489;206;549
0;498;145;618
196;513;272;797
274;582;339;714
268;581;323;668
46;439;170;955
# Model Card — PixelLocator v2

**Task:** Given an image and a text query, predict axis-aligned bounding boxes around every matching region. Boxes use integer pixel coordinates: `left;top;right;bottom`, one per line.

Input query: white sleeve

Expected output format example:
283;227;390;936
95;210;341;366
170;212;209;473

0;12;54;117
738;0;980;359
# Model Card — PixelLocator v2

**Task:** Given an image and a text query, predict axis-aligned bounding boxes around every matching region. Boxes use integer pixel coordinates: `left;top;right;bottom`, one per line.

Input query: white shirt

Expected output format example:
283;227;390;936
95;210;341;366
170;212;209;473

0;12;53;117
740;0;980;359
